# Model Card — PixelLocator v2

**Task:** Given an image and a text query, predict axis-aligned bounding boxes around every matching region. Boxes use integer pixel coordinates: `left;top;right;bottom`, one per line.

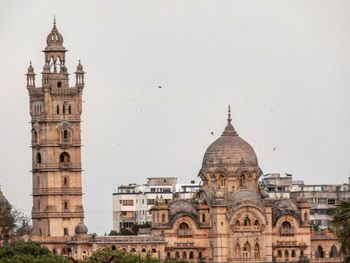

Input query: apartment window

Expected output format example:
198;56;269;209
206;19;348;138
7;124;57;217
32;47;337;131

147;199;155;205
150;188;156;193
122;200;134;206
328;199;336;205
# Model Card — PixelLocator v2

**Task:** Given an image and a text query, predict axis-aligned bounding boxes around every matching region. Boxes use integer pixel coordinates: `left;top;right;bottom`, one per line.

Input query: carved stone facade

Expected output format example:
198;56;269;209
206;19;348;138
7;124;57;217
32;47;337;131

27;19;87;237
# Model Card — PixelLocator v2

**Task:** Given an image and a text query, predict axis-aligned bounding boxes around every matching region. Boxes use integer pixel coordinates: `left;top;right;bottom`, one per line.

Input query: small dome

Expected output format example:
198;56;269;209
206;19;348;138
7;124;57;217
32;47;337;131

75;222;88;235
27;62;34;73
202;108;258;170
46;20;64;47
76;60;83;71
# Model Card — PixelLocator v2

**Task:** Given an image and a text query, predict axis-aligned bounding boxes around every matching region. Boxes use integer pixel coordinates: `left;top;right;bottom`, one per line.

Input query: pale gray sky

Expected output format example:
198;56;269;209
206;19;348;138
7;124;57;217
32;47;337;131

0;0;350;234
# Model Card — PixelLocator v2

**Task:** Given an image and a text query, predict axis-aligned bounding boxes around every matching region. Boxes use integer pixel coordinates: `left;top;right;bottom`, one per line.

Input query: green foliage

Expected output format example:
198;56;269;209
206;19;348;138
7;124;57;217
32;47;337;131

137;222;151;229
119;228;136;235
109;230;118;236
80;248;188;263
0;241;69;263
331;201;350;255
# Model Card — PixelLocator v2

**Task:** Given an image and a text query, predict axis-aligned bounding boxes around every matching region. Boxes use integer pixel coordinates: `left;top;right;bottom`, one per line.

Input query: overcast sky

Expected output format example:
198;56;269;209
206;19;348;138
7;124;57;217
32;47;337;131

0;0;350;234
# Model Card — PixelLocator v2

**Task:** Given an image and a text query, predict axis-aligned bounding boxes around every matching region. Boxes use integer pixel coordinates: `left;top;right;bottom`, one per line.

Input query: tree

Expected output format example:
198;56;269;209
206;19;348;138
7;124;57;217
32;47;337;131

0;241;70;263
80;248;188;263
0;196;32;243
331;201;350;262
0;197;13;242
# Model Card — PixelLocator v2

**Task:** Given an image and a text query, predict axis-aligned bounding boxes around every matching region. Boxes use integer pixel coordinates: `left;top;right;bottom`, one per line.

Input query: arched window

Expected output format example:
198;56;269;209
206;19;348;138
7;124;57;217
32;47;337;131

64;201;68;210
36;152;41;164
304;212;308;223
220;175;225;187
178;222;191;236
291;250;296;258
243;216;251;226
198;252;203;259
235;243;241;257
166;252;171;259
254;220;260;226
277;250;282;258
254;244;260;258
111;245;116;251
189;251;194;259
175;251;180;259
235;219;240;226
330;245;338;258
182;252;187;259
59;152;70;163
151;248;157;253
162;213;165;223
280;221;293;236
316;246;324;258
57;105;60;114
285;250;289;258
130;248;136;253
243;242;251;259
63;177;68;186
239;174;246;188
63;130;69;139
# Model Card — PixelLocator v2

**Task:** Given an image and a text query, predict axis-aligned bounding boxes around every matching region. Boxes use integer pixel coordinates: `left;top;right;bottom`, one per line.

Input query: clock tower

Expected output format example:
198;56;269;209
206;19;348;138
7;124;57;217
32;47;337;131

26;19;87;237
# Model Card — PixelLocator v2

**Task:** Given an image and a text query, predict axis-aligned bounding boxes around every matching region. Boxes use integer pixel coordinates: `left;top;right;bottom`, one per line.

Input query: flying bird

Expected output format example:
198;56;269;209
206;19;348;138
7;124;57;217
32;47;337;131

273;147;277;151
158;86;162;89
210;132;214;135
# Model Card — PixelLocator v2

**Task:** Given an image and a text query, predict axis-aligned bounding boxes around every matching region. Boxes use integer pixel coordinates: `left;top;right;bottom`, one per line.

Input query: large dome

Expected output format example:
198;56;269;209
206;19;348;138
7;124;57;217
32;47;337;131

202;110;258;169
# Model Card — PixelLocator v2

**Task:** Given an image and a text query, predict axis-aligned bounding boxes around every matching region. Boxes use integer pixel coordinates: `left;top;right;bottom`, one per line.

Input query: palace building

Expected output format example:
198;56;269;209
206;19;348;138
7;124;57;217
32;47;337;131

26;21;343;263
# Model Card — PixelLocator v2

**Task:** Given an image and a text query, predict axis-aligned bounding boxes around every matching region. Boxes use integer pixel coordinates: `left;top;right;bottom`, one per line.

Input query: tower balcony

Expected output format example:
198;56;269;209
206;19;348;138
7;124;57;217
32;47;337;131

32;162;81;171
31;139;81;147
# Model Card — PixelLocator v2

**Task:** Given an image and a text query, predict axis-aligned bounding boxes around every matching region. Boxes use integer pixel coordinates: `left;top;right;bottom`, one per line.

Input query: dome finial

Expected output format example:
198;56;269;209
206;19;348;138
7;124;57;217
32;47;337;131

227;104;232;124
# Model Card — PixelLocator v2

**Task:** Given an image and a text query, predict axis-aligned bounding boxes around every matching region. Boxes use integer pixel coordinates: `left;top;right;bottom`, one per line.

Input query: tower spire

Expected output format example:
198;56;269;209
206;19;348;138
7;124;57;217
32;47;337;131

53;15;56;27
227;104;232;124
222;104;238;136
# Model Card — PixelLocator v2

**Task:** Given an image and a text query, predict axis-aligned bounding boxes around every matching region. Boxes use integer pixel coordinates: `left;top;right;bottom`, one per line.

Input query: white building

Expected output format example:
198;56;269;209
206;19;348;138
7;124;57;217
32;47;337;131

112;177;200;232
261;173;350;229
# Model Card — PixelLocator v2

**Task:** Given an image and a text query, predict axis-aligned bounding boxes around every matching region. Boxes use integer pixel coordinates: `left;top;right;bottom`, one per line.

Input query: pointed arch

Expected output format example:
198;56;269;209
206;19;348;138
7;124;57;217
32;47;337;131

243;216;251;226
316;246;324;258
243;241;251;259
36;152;42;164
330;245;338;258
254;243;260;259
59;152;70;163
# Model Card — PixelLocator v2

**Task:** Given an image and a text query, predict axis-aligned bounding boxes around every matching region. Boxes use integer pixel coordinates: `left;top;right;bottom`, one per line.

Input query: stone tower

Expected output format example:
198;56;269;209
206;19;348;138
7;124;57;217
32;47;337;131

27;19;86;237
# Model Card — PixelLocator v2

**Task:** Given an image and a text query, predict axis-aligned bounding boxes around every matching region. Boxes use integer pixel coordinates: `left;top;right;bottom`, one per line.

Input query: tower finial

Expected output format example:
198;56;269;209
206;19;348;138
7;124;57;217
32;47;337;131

227;104;232;124
53;15;56;27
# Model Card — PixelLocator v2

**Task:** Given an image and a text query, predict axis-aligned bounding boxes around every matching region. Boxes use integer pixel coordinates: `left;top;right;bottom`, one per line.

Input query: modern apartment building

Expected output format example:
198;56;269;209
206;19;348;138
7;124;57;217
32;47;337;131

261;174;350;229
112;177;200;232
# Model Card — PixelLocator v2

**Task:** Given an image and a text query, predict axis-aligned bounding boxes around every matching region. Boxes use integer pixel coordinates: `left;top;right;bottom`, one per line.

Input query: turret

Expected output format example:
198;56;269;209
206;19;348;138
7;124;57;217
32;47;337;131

75;60;85;89
26;62;36;88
